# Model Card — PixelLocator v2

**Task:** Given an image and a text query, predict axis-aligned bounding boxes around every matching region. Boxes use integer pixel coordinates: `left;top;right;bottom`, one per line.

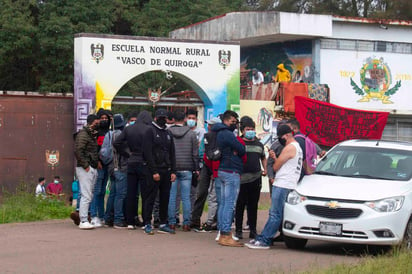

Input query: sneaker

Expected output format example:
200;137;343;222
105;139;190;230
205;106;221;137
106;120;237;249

182;225;191;232
215;231;220;242
245;240;270;250
91;217;103;228
104;220;114;228
144;224;154;235
194;223;213;233
79;221;95;230
158;224;175;234
242;225;250;232
127;225;136;230
114;222;128;229
232;233;240;241
153;219;160;228
235;231;243;240
70;211;80;226
134;216;144;227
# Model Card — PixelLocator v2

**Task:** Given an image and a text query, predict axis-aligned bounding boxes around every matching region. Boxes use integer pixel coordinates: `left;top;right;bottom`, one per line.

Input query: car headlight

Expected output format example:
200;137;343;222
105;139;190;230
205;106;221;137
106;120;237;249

287;190;306;205
365;196;404;212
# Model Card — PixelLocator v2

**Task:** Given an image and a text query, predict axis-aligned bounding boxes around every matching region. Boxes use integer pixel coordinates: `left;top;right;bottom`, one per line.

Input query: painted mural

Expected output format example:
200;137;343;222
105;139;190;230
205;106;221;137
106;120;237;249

74;34;240;131
240;40;313;91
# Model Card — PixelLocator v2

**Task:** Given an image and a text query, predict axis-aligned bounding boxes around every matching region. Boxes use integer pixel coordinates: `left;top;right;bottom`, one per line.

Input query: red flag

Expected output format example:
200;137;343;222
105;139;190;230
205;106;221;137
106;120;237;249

294;96;389;147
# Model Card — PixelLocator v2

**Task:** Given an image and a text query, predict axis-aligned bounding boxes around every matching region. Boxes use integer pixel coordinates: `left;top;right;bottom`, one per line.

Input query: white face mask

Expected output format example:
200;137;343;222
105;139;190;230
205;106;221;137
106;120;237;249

186;119;196;128
54;180;59;184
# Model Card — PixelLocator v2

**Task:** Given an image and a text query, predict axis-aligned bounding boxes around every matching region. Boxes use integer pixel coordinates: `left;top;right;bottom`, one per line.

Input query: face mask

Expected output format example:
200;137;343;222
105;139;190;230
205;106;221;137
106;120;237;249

245;130;256;140
100;120;109;129
186;119;196;128
278;137;287;146
129;121;136;126
229;124;237;132
54;180;59;184
156;117;167;127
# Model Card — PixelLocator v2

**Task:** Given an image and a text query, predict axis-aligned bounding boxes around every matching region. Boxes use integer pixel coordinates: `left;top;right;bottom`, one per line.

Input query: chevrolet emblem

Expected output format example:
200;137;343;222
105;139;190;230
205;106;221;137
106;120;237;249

326;201;340;209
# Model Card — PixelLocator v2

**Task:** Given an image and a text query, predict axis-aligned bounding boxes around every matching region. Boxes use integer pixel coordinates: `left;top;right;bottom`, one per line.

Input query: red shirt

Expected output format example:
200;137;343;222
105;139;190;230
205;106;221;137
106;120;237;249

46;183;63;195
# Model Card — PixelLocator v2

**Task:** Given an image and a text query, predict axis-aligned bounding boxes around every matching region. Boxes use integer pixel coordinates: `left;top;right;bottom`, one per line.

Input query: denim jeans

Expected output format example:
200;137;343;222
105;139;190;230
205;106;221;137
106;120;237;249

105;170;127;224
215;170;240;233
90;166;109;219
168;171;192;225
256;185;290;246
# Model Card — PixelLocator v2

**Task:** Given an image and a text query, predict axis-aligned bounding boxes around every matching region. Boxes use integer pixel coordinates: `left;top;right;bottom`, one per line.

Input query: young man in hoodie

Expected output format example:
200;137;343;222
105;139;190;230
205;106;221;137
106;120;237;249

143;109;176;235
114;110;152;230
167;110;199;232
90;108;112;228
212;110;246;247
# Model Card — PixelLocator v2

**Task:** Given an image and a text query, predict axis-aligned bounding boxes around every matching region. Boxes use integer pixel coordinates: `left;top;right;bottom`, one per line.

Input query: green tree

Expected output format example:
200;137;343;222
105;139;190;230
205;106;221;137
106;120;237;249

0;0;39;90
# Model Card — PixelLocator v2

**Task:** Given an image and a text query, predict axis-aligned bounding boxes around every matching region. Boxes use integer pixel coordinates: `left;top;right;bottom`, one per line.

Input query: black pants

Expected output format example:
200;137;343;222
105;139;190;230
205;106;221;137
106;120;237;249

191;165;212;225
235;178;262;233
140;170;171;226
126;162;146;226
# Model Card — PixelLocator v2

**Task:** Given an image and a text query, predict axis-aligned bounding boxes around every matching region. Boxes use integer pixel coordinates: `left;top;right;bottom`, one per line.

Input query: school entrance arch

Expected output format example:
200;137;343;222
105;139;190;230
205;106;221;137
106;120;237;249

74;33;240;130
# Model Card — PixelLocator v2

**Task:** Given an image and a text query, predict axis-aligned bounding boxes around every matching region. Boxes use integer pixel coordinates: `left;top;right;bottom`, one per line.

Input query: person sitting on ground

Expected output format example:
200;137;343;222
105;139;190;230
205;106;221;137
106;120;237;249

35;177;46;198
46;175;64;199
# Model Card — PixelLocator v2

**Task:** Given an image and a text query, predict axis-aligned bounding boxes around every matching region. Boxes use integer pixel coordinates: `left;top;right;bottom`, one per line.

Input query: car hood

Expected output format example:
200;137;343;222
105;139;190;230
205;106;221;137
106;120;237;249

296;174;412;201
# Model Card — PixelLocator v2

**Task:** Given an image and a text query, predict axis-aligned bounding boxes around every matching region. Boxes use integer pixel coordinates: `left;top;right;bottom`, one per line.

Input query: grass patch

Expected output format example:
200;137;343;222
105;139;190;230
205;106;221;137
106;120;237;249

0;191;72;224
300;249;412;274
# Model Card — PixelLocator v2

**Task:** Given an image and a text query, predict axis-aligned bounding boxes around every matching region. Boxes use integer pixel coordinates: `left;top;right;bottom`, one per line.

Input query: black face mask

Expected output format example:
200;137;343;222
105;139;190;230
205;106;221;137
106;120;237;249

156;117;167;128
228;124;237;132
100;120;109;129
278;137;286;146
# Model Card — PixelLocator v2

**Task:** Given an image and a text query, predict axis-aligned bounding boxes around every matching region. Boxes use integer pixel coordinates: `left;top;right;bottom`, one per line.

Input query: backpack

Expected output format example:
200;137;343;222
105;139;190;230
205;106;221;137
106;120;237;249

99;131;113;165
204;131;221;161
295;133;317;175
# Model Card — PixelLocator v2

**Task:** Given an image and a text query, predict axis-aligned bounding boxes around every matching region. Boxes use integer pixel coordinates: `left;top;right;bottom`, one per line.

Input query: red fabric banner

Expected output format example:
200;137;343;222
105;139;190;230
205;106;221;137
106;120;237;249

294;96;389;147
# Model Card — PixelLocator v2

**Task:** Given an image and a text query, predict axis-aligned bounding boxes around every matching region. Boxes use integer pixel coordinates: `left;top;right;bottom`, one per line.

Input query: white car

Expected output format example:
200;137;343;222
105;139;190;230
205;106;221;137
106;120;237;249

283;139;412;249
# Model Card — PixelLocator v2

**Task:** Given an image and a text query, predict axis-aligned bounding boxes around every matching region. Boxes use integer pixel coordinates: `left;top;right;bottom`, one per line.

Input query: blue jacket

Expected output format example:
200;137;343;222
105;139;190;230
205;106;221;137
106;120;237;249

212;123;246;174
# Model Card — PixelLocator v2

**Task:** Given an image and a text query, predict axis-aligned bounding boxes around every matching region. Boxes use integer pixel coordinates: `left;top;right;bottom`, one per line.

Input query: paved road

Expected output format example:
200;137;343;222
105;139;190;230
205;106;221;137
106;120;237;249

1;211;366;274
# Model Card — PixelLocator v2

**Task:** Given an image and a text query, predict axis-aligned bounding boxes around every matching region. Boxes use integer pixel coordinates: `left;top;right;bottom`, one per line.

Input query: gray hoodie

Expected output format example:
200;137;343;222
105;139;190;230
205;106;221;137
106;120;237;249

168;124;199;171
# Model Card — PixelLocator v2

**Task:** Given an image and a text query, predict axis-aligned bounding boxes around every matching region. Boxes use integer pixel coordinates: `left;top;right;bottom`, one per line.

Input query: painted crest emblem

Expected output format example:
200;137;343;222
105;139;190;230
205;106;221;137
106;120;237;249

350;57;401;104
45;149;60;168
148;88;161;105
91;43;104;64
218;50;231;69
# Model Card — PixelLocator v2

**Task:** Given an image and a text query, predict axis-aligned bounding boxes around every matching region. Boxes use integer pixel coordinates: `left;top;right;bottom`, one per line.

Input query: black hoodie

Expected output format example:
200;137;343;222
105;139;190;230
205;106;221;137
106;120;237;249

113;110;152;165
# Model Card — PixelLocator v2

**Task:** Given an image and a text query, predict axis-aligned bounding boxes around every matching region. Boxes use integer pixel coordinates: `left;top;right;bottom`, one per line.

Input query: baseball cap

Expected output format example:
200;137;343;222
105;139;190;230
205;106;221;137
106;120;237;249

206;117;221;125
155;108;168;118
277;124;292;138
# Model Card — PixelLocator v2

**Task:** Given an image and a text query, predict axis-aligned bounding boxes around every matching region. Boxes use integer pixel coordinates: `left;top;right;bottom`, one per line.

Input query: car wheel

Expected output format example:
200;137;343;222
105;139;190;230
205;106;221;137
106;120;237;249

284;235;307;249
402;218;412;249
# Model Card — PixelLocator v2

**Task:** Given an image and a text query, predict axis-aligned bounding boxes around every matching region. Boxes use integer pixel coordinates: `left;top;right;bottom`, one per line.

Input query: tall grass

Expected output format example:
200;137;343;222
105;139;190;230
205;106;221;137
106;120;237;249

0;188;72;224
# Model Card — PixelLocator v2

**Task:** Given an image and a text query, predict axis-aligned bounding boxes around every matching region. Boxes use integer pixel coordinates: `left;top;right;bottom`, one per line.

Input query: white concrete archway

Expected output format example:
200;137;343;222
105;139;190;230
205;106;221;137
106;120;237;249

74;33;240;130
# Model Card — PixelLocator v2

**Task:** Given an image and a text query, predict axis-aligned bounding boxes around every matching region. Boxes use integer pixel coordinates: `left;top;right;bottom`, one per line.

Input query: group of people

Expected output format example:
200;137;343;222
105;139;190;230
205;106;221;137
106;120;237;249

35;175;64;199
251;63;292;85
71;106;322;250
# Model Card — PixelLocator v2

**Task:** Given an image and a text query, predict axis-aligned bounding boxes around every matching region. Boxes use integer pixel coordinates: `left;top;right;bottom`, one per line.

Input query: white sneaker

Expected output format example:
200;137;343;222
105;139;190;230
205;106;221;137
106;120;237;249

245;240;270;250
215;231;220;241
91;217;103;228
232;234;239;241
79;221;95;230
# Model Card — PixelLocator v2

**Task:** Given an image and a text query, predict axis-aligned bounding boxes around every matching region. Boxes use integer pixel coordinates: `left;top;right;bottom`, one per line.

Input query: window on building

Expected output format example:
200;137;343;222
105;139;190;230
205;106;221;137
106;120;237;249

382;116;412;142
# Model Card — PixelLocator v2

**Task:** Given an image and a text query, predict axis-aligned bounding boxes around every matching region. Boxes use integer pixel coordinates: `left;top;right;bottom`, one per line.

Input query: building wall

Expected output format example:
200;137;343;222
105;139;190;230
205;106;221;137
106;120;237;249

0;93;74;195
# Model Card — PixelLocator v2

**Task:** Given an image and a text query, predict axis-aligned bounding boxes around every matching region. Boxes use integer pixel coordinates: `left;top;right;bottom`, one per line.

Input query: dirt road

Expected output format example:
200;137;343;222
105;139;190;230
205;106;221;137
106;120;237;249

1;210;365;274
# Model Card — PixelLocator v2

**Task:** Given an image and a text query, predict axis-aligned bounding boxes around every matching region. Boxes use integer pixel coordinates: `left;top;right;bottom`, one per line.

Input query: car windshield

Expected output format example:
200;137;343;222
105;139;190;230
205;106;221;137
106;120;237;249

316;146;412;181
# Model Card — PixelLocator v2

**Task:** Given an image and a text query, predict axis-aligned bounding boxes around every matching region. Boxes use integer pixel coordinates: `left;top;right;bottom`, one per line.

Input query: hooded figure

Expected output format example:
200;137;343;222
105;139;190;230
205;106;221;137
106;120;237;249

274;63;291;83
